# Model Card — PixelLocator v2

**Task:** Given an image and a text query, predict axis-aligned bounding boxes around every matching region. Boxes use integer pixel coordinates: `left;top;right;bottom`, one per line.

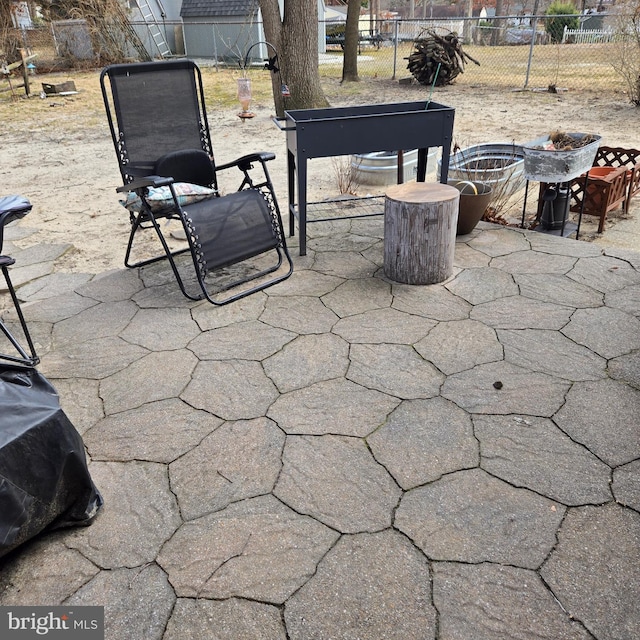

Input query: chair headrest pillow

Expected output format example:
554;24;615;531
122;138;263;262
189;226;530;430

155;149;215;188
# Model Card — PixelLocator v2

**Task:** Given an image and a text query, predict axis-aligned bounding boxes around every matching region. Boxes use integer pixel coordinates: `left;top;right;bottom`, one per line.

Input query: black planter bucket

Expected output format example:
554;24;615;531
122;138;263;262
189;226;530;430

448;180;493;235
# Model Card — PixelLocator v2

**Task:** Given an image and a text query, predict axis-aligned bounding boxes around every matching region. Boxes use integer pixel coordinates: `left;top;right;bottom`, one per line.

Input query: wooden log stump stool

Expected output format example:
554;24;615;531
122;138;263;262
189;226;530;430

384;182;459;284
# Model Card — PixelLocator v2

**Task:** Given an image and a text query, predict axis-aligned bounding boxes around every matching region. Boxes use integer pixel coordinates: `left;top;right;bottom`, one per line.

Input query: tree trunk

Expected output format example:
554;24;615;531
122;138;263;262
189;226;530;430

259;0;329;117
463;0;473;42
371;0;380;31
258;0;285;117
342;0;360;83
492;0;505;45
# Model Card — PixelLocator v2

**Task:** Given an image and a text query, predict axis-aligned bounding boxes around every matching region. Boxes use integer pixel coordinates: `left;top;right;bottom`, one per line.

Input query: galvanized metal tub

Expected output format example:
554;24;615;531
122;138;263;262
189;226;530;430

351;148;438;186
438;143;526;198
522;133;602;183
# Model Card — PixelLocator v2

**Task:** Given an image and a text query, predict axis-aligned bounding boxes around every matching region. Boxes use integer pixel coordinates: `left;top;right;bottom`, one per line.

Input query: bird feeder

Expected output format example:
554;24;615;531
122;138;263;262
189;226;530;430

237;78;255;120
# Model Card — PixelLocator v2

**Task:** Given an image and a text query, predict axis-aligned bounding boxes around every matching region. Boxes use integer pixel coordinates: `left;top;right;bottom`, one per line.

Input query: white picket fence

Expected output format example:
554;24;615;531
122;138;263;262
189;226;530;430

561;26;617;44
396;19;465;41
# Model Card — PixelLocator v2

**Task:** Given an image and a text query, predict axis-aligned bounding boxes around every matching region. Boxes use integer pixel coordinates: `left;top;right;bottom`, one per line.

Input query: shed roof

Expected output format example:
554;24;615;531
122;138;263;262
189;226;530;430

180;0;259;19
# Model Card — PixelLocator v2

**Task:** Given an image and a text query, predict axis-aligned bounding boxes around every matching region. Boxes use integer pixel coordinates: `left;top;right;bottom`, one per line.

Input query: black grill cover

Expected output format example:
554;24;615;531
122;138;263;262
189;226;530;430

0;365;102;558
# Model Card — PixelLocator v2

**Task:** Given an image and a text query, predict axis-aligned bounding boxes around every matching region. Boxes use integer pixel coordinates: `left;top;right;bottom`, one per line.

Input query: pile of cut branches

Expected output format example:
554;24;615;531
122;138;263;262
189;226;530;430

406;30;480;86
548;131;599;150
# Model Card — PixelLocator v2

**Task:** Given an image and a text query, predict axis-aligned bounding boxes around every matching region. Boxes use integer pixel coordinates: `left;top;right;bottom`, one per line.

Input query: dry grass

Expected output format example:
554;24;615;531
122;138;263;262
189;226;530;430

1;70;110;132
0;39;625;133
460;43;621;90
0;67;276;132
320;40;620;91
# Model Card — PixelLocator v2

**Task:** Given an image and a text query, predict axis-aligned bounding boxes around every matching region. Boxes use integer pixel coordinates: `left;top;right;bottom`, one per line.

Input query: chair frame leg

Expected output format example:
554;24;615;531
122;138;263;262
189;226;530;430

123;187;294;306
123;210;204;302
186;182;294;306
1;265;40;366
194;245;293;306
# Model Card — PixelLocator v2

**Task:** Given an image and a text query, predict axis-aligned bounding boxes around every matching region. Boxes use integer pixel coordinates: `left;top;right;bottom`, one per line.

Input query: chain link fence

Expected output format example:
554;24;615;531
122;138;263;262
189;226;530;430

320;16;623;92
3;14;628;94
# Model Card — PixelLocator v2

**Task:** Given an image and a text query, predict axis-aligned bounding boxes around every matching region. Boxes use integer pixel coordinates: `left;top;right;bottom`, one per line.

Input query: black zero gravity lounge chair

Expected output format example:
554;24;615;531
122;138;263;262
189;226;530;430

100;59;293;305
0;195;39;367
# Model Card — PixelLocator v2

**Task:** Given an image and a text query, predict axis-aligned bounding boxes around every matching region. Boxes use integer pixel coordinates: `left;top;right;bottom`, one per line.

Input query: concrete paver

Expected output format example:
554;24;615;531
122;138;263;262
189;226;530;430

285;530;436;640
169;417;285;520
613;460;640;510
554;379;640;466
157;495;340;603
164;598;286;640
414;318;502;374
433;562;593;640
85;398;222;463
540;504;640;640
368;397;478;488
396;467;566;568
1;221;639;640
475;413;612;505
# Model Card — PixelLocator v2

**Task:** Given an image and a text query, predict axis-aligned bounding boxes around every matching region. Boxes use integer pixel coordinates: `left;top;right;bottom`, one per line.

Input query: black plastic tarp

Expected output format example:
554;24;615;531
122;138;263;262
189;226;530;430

0;365;102;558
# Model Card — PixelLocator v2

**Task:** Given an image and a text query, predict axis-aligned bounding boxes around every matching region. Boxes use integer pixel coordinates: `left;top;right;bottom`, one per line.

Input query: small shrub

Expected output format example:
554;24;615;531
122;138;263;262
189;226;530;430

545;2;580;43
611;0;640;105
332;156;361;195
450;139;525;222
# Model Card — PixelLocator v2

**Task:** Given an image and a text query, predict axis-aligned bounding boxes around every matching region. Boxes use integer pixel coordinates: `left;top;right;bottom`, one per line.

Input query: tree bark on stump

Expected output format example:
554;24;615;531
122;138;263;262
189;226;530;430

384;182;459;285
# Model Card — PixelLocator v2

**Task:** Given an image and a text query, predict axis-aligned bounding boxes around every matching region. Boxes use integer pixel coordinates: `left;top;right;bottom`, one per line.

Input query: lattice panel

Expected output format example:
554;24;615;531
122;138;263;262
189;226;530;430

594;146;640;170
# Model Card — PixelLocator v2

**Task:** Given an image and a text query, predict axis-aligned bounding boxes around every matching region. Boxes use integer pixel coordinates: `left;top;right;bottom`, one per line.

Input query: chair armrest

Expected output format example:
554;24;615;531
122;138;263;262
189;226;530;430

116;175;174;193
217;152;276;172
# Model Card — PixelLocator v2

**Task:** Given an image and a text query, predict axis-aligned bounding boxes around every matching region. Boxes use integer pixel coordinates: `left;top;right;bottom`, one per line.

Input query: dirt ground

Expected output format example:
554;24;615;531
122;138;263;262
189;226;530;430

2;76;640;278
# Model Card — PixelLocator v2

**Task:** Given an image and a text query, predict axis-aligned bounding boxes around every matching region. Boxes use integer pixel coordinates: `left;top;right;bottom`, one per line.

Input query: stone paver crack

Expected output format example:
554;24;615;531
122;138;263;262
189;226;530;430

5;222;639;639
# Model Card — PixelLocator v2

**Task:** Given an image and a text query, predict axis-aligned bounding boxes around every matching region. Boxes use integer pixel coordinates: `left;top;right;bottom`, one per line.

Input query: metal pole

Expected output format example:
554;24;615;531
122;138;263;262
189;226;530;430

392;19;399;79
212;25;219;72
524;0;540;88
523;17;537;88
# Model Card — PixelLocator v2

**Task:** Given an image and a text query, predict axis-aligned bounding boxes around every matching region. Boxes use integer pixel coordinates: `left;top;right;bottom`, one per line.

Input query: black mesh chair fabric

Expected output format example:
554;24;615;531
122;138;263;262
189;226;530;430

0;195;31;251
107;60;209;180
100;59;293;305
185;189;279;272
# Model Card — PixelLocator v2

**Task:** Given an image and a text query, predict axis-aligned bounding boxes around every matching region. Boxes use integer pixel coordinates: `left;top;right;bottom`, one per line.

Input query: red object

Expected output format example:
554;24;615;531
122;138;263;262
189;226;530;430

588;166;618;179
567;146;640;233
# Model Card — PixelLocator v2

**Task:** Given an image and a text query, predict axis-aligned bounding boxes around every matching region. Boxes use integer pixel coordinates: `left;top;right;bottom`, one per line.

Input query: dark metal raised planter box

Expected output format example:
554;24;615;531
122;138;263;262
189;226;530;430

283;101;455;255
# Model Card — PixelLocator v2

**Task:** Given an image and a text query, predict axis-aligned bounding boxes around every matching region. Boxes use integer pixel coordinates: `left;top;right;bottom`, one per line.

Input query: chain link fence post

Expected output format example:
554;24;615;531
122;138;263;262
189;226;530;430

392;19;399;80
524;16;538;88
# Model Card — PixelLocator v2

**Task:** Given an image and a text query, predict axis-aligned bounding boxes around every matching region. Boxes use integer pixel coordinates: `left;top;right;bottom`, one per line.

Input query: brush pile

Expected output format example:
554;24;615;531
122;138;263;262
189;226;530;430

406;30;480;86
548;131;599;150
